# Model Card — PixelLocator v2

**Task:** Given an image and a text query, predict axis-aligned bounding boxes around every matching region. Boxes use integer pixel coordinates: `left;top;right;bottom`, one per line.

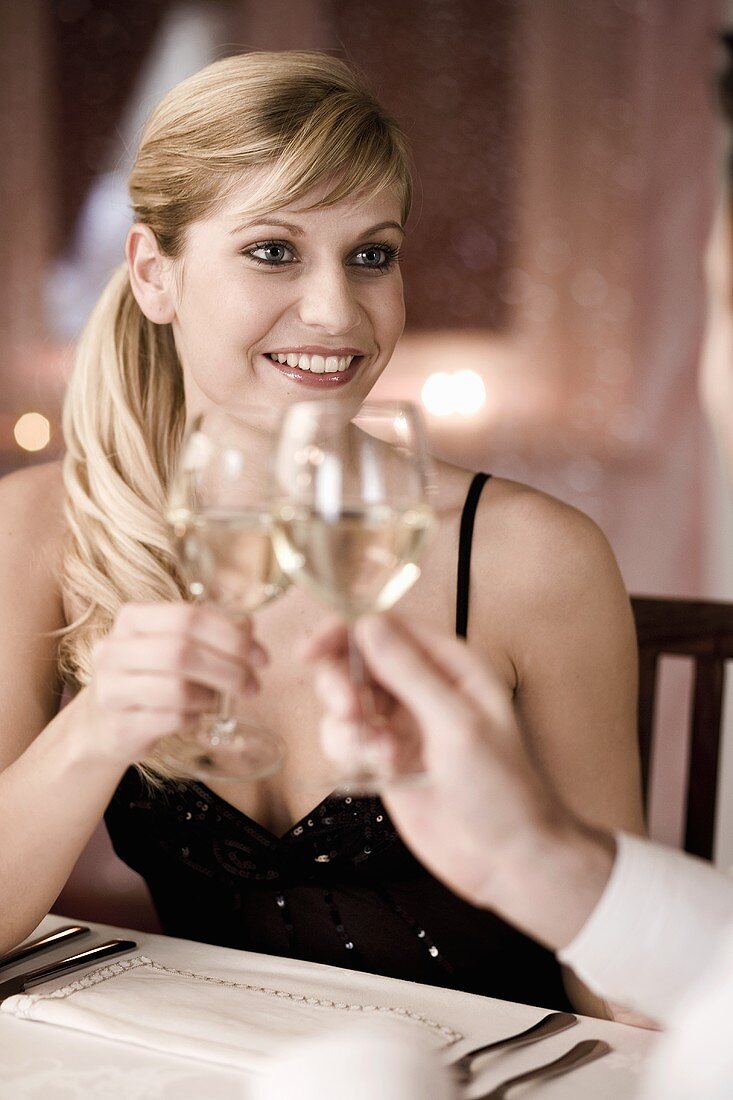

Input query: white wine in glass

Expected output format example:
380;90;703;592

272;399;435;793
172;509;288;615
159;408;289;782
272;502;433;620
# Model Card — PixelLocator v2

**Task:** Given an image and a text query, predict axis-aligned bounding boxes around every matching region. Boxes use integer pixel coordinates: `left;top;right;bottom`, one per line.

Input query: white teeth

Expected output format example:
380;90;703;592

268;352;356;373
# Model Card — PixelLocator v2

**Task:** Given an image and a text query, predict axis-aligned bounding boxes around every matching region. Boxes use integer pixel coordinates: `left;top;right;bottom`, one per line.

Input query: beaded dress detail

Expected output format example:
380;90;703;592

104;473;571;1010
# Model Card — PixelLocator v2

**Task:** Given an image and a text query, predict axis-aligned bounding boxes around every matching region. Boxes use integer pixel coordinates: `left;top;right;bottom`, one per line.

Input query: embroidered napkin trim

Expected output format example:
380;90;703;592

9;955;464;1044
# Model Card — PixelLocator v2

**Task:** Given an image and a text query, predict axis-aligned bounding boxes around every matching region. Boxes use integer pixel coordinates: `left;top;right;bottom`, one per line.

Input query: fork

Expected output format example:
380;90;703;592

476;1039;612;1099
449;1011;577;1080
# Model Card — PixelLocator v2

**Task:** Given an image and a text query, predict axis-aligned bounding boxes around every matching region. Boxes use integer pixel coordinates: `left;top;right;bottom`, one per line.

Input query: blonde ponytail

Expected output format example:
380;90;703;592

59;264;185;690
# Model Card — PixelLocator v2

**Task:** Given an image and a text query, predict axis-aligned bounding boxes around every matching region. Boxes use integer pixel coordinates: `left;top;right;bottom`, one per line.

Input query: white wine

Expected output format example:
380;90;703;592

170;509;290;614
272;503;433;619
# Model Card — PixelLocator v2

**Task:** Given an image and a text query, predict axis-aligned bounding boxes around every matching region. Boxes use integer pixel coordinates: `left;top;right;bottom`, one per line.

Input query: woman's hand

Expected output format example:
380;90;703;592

73;601;268;766
303;613;614;950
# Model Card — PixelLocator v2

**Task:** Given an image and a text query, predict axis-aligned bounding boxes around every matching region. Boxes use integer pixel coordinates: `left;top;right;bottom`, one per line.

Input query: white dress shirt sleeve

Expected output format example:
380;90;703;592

558;832;733;1024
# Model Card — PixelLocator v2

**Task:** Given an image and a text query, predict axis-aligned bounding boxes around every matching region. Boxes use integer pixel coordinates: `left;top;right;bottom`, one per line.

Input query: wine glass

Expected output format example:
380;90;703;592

158;408;289;782
271;399;435;793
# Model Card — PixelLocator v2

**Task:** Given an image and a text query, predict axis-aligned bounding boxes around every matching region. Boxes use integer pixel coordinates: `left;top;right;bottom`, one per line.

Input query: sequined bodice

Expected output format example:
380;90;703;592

103;474;570;1009
104;768;570;1008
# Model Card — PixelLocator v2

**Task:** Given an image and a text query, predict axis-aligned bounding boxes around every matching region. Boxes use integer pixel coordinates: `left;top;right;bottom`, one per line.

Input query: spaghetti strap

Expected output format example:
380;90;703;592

455;472;492;639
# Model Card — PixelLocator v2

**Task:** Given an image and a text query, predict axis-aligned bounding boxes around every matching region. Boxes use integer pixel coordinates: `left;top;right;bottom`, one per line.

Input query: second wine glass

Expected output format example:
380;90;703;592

271;399;435;794
159;408;289;782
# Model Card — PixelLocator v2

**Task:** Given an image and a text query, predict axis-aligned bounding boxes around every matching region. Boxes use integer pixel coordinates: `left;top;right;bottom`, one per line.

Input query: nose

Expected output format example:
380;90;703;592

296;264;361;336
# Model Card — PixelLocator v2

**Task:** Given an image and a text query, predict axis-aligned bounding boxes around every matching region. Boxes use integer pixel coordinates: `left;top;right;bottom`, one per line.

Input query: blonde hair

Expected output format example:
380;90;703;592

59;52;412;772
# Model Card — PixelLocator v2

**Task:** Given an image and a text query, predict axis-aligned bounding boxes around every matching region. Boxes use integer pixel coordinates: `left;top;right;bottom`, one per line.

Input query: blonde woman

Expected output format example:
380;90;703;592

0;52;643;1015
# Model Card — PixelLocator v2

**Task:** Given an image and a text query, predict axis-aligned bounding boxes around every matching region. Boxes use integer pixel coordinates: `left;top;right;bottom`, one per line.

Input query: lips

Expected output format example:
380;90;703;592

264;348;365;387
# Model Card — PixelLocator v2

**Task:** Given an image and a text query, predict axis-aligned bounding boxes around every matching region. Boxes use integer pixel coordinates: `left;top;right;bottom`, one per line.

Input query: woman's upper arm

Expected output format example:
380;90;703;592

0;463;67;770
474;485;644;836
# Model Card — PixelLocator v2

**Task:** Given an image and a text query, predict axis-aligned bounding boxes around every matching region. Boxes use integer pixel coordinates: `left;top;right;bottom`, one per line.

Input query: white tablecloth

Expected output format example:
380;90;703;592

0;914;657;1099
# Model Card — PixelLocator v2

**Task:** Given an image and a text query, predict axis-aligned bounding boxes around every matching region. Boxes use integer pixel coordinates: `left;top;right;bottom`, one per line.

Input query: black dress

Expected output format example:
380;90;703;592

105;473;571;1010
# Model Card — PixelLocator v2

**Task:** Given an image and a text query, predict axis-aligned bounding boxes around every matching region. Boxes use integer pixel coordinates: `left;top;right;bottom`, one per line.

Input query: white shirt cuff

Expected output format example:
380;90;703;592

558;832;733;1024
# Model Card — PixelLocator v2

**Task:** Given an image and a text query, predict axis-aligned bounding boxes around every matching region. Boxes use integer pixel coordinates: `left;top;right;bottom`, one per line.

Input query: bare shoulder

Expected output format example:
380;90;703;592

456;472;633;654
430;460;619;578
0;460;66;585
430;459;485;518
475;476;621;591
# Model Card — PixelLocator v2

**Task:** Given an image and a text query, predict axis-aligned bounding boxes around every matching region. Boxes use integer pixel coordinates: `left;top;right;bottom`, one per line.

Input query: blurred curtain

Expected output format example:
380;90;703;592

0;0;53;415
491;1;721;850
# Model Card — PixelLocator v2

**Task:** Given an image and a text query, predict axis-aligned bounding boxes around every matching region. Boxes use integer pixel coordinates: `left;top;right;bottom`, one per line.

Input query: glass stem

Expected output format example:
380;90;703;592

214;691;237;737
346;620;377;755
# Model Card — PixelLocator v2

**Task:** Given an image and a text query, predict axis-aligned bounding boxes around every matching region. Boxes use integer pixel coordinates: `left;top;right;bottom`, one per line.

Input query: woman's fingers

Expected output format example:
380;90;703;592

94;671;218;712
95;634;259;696
82;600;273;766
114;601;269;668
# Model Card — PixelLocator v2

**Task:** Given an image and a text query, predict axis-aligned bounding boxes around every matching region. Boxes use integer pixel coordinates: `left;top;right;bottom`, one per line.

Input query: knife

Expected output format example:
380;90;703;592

0;939;137;1003
0;924;90;972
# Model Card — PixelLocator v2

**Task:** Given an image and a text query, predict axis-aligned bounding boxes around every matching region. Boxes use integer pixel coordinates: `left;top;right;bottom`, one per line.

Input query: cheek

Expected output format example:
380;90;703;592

376;281;406;347
176;272;253;352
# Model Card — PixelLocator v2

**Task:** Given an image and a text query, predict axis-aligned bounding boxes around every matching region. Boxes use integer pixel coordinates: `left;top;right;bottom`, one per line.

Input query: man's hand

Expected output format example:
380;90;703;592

303;613;615;949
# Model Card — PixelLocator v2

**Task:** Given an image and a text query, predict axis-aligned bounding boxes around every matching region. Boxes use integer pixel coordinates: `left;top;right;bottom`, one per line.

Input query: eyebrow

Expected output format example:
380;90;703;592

229;217;406;238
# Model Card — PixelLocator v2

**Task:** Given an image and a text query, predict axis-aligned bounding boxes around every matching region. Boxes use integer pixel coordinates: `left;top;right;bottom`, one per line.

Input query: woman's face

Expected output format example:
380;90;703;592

165;172;406;420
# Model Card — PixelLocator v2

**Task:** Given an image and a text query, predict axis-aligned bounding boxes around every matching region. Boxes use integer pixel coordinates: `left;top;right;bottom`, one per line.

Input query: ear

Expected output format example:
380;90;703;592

126;224;176;324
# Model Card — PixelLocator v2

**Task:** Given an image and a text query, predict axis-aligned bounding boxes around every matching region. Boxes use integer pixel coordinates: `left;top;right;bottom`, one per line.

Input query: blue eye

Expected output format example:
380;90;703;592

245;241;295;265
352;243;399;271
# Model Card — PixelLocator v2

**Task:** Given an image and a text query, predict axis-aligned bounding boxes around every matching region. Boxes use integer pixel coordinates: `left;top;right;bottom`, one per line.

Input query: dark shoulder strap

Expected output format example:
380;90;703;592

456;473;492;639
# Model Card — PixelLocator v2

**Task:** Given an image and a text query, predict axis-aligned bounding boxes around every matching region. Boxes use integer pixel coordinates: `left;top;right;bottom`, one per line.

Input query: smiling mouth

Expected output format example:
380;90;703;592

266;351;357;374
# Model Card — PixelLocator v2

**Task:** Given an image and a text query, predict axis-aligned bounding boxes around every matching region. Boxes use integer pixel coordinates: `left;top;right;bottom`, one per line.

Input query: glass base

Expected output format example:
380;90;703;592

158;717;285;782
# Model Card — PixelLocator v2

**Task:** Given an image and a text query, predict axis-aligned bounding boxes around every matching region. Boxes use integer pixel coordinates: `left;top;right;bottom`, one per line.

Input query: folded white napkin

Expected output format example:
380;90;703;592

0;955;462;1074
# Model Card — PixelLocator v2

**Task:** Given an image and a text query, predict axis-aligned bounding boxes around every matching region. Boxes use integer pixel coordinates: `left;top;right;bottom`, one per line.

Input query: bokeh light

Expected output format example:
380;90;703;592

14;413;51;452
452;369;487;416
421;370;486;417
421;372;454;417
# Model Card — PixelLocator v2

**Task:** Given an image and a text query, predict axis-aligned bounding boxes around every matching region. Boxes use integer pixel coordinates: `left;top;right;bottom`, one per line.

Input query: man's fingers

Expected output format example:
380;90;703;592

314;659;396;723
385;615;514;722
305;612;510;738
354;615;479;734
314;661;361;720
320;714;417;780
299;616;349;662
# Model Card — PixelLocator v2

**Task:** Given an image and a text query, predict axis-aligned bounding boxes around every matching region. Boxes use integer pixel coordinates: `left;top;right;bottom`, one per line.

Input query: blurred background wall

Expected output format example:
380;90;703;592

1;0;731;866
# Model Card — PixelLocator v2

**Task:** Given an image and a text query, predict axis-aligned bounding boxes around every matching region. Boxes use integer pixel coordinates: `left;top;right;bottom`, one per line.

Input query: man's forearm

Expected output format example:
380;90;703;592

478;815;616;953
482;818;733;1027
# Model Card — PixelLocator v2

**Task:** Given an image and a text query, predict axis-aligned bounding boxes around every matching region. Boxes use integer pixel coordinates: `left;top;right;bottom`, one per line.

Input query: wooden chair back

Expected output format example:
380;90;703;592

631;595;733;861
